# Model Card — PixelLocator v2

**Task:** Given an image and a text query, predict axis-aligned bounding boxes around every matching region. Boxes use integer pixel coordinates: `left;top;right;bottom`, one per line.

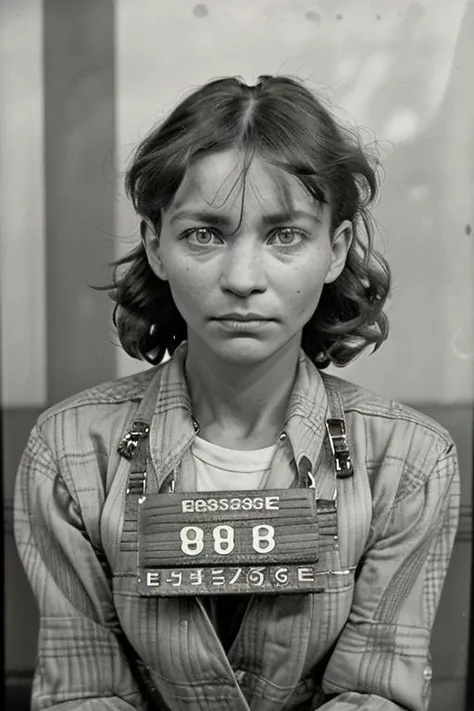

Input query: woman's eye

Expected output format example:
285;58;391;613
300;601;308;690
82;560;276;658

183;227;304;247
185;228;219;245
270;228;304;246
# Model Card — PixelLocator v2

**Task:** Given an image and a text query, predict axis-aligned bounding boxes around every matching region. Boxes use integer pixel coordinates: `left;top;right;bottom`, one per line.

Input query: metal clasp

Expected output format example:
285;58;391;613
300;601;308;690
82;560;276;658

117;421;150;460
126;470;147;496
325;419;353;478
159;467;177;494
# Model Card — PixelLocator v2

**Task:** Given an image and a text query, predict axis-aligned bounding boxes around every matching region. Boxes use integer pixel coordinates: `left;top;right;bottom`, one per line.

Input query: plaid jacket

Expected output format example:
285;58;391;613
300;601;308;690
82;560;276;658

14;343;460;711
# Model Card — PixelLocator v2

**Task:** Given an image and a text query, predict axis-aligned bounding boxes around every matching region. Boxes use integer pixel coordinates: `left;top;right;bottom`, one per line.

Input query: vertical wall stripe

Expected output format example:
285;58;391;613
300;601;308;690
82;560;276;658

43;0;116;405
0;0;46;407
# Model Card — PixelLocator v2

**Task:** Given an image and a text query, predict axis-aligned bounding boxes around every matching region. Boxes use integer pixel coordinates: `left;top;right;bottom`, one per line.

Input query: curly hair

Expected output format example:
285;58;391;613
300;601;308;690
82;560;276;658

106;75;390;368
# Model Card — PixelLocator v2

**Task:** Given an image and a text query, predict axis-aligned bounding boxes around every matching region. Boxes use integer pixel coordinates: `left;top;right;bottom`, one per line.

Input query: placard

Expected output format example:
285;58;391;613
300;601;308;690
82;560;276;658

137;489;322;595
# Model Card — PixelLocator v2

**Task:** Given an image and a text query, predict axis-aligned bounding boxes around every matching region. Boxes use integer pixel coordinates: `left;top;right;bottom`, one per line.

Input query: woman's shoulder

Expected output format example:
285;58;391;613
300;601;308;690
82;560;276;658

34;365;162;451
322;371;455;453
40;367;158;419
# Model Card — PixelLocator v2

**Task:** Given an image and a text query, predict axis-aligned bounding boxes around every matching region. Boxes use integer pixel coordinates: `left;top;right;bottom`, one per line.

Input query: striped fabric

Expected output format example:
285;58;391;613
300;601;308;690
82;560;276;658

14;343;459;710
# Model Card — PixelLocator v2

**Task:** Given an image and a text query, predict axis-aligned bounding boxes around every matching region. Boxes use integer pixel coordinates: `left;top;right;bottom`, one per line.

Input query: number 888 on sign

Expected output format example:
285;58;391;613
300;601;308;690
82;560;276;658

180;523;276;557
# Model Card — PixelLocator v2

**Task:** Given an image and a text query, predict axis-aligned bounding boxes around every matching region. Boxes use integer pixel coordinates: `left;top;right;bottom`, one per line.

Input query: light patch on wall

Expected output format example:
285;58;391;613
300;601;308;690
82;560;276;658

338;53;392;121
452;329;474;361
409;185;430;202
0;0;46;406
384;108;419;143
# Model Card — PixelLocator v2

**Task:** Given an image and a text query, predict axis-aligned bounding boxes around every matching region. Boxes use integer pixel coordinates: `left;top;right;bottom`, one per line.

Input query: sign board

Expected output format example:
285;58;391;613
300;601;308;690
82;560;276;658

137;489;323;596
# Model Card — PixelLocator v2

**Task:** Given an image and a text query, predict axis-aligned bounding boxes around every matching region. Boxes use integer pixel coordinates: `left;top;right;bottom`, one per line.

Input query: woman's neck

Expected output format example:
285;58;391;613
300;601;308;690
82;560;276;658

184;337;301;450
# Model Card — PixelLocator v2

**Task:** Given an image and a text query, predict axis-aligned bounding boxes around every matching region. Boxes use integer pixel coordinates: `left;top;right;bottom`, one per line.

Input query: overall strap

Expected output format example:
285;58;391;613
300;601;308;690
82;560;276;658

109;370;172;710
320;371;372;572
321;372;354;479
117;364;162;462
117;368;162;555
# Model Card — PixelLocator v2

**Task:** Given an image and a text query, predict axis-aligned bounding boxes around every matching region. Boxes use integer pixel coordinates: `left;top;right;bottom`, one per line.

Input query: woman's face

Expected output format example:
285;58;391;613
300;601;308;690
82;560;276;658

144;148;352;366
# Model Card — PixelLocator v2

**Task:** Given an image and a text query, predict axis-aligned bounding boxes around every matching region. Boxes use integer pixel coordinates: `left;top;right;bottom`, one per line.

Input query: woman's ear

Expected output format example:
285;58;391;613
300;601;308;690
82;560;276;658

324;220;353;284
141;218;168;282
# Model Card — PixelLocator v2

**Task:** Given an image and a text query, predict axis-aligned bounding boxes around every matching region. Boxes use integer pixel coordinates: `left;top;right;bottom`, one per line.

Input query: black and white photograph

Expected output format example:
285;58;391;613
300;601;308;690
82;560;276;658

1;1;473;709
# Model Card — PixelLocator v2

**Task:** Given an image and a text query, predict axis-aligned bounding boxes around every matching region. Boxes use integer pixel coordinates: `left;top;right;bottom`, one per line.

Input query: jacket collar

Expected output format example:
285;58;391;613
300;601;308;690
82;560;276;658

146;341;329;487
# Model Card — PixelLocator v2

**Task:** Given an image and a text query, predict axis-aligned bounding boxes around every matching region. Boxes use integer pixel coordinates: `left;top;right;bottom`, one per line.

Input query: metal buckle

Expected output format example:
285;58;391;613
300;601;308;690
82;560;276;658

126;470;147;496
325;419;353;478
117;421;150;460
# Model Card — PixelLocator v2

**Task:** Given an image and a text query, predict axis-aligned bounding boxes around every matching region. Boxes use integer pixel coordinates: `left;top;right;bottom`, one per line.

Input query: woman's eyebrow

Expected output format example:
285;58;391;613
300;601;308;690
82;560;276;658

260;210;322;226
170;210;231;226
169;209;322;226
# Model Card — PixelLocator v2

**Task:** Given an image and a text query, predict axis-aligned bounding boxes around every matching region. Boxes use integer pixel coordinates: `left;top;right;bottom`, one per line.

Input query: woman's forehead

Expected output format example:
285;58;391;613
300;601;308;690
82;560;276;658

167;149;322;216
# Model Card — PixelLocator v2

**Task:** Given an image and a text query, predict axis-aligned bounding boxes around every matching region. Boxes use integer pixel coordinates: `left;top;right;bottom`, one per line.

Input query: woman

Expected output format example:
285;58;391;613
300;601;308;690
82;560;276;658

14;75;459;711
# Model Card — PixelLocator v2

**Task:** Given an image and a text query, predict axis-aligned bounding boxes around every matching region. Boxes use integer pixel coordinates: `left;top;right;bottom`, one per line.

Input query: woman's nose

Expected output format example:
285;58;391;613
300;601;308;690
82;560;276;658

219;241;268;296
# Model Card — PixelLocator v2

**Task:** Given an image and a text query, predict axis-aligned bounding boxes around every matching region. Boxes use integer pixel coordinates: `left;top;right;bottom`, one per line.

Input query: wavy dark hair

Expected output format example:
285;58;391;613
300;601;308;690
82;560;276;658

105;75;390;368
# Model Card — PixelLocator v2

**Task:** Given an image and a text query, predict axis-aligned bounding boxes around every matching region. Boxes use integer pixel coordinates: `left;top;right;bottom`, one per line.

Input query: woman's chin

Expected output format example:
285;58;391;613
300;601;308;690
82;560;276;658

201;337;281;366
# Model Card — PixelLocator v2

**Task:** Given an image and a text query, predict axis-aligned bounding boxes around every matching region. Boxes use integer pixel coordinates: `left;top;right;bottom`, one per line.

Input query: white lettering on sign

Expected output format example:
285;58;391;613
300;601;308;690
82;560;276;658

181;495;280;514
179;523;276;556
143;565;323;592
247;567;265;586
210;569;225;586
180;526;204;556
212;525;235;555
274;567;289;585
189;569;203;586
297;567;315;583
251;524;276;553
229;568;243;584
146;572;160;586
166;571;183;587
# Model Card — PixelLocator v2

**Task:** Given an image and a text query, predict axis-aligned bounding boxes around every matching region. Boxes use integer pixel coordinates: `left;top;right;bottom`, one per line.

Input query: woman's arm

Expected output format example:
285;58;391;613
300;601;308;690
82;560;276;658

318;441;460;711
14;423;146;710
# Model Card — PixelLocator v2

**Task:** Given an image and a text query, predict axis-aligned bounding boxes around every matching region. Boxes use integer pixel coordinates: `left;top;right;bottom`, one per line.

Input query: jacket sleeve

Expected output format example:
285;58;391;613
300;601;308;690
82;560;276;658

318;440;460;711
14;423;146;710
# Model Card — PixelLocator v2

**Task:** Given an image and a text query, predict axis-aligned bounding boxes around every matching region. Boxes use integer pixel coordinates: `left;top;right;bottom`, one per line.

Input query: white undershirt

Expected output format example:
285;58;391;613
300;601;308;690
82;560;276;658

191;435;277;492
